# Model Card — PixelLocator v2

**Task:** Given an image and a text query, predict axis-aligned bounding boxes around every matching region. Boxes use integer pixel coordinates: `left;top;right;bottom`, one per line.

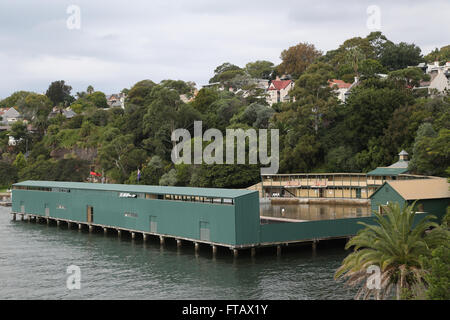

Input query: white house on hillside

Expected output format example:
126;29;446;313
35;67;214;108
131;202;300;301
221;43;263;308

266;77;295;106
328;79;352;102
413;61;450;94
0;107;21;124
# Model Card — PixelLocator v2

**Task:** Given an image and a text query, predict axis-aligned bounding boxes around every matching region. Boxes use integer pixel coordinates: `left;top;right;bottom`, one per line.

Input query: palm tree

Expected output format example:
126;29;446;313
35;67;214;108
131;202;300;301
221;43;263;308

335;201;446;300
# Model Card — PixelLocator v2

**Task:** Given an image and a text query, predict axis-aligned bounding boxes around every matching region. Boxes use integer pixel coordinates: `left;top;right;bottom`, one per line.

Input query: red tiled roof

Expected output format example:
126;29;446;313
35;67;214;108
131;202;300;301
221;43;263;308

268;80;292;91
328;79;352;89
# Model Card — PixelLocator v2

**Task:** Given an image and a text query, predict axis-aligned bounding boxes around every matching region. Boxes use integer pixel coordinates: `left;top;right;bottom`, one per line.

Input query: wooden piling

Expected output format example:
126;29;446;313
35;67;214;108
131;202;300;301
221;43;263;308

143;234;147;241
176;239;182;248
212;245;217;255
104;227;108;234
251;247;256;257
194;242;199;252
233;249;238;258
160;236;165;245
277;245;281;256
89;225;94;233
131;232;136;239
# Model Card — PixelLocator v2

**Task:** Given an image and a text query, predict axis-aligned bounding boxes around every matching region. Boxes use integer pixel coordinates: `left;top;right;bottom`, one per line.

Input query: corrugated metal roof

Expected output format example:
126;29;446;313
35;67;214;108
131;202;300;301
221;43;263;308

366;167;409;176
372;178;450;200
388;160;409;168
13;180;257;199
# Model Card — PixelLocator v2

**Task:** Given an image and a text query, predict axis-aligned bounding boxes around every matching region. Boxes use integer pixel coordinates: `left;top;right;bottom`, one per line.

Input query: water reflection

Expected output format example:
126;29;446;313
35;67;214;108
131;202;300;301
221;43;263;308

0;206;357;300
260;203;371;221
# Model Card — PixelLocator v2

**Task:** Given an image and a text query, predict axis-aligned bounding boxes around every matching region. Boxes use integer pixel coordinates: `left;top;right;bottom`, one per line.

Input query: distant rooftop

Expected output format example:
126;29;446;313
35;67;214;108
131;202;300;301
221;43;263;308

383;179;450;200
13;180;257;199
366;167;409;176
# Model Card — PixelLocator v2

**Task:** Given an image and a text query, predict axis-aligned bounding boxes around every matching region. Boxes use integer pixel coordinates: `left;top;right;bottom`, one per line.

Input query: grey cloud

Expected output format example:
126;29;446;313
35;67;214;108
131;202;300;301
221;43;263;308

0;0;448;98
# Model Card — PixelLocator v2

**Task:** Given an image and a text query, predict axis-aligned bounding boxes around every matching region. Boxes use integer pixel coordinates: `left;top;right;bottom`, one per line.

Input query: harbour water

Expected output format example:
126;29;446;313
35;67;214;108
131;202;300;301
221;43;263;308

0;206;357;300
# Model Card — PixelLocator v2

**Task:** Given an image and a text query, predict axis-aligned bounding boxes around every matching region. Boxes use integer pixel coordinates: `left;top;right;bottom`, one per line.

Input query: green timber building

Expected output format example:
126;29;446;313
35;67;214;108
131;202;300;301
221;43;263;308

11;179;447;253
12;181;260;248
370;178;450;218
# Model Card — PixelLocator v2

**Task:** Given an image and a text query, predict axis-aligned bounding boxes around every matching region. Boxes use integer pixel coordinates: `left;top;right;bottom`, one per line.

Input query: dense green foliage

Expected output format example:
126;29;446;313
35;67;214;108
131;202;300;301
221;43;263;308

0;33;448;188
335;202;448;300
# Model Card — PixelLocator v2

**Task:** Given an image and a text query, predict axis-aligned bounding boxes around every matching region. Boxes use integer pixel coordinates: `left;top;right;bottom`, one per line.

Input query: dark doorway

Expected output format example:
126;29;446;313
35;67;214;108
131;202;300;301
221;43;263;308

87;206;94;223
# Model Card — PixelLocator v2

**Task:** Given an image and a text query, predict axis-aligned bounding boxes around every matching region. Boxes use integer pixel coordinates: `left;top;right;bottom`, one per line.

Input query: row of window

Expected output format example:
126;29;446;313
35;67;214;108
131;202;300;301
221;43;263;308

13;186;70;193
117;192;235;205
12;186;235;205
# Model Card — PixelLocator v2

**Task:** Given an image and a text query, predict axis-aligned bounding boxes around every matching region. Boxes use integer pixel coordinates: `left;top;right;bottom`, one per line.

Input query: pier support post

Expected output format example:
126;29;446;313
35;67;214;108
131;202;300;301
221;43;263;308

233;249;239;258
27;215;31;222
104;227;108;234
89;225;94;233
131;232;136;239
176;239;182;248
68;222;72;229
46;218;50;225
159;236;165;246
194;242;199;252
277;245;281;256
56;220;60;227
312;240;317;253
143;234;147;241
251;247;256;257
117;229;121;237
12;213;16;221
212;245;217;255
78;223;82;230
35;217;39;223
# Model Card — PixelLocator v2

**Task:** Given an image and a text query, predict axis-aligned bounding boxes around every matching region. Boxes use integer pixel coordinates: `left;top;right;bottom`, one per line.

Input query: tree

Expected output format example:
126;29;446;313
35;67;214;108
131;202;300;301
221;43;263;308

335;202;446;300
245;60;275;79
13;152;27;171
342;79;415;152
159;168;177;186
127;80;156;106
87;91;108;108
128;156;165;185
424;45;450;64
86;85;94;95
232;103;274;128
422;245;450;300
0;91;32;109
380;42;423;71
45;80;74;106
0;161;18;187
98;134;142;182
209;62;245;85
359;59;386;78
388;67;430;88
409;124;450;176
277;42;322;78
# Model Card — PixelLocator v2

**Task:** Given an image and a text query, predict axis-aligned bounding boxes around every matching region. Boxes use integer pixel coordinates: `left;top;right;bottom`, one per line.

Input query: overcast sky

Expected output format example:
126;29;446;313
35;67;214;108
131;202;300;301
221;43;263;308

0;0;448;98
